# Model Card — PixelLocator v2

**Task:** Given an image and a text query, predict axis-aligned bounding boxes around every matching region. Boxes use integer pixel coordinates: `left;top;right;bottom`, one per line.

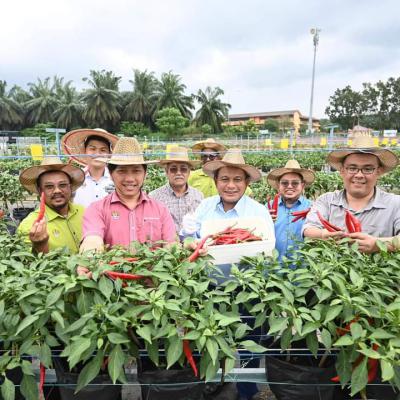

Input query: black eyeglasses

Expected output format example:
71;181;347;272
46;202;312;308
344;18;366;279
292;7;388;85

279;180;302;188
168;166;190;174
43;183;71;192
201;153;219;161
344;166;377;175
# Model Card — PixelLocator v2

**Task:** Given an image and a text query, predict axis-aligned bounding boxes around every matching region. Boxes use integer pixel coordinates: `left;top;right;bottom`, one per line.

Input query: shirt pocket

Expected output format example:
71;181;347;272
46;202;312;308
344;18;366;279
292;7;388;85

140;217;161;243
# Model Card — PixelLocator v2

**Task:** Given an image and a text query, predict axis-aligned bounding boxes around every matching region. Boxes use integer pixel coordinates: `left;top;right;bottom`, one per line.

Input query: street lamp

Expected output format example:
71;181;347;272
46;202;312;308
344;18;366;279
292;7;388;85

308;28;321;139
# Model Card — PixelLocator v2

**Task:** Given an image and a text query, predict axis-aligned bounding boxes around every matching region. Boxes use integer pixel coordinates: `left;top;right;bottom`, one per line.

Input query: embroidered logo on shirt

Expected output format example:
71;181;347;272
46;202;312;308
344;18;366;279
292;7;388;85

111;211;120;220
52;229;60;237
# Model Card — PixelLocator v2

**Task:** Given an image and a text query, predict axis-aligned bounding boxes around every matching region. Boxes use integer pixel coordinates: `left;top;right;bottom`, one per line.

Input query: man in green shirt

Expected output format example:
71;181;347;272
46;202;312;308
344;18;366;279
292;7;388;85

18;157;85;254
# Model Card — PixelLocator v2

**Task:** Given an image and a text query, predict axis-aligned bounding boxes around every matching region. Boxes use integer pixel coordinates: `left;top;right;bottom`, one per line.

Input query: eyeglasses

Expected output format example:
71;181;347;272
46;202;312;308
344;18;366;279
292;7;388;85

279;180;302;188
42;183;71;192
344;166;377;175
201;153;219;161
168;166;190;174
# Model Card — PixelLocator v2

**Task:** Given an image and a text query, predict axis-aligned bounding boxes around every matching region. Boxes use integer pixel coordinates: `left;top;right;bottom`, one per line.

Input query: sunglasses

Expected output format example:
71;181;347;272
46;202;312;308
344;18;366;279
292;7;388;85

168;166;190;174
201;153;219;161
279;180;303;188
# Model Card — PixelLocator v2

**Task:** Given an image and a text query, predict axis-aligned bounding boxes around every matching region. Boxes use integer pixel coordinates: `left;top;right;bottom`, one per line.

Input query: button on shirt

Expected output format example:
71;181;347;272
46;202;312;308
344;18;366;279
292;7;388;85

73;168;114;208
83;191;176;248
302;188;400;237
17;203;84;254
273;195;312;260
149;184;203;233
194;194;275;239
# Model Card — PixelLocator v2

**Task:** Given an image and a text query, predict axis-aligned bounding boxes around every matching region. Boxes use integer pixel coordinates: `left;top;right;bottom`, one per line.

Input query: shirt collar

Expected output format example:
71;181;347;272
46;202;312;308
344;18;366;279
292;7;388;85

216;194;247;214
110;190;148;205
332;188;387;210
279;195;305;207
46;202;78;221
85;166;110;179
167;183;189;196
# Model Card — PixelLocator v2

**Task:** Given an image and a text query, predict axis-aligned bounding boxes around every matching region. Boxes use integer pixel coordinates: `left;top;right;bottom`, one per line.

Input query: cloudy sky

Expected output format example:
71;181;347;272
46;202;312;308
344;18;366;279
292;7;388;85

1;0;399;118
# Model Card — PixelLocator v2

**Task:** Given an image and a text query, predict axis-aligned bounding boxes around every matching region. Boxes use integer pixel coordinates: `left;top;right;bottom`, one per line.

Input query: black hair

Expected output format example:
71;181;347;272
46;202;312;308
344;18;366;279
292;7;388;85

108;164;148;174
84;135;112;151
214;168;250;181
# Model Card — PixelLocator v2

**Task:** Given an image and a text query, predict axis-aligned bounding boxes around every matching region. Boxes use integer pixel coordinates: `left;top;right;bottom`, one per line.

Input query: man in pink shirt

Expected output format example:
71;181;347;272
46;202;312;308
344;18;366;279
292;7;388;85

79;137;176;253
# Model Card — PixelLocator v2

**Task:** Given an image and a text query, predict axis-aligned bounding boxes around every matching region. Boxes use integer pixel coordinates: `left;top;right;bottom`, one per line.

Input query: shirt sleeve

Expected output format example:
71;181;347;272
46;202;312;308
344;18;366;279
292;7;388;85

82;202;106;240
393;196;400;236
16;211;38;247
301;194;330;234
160;204;177;243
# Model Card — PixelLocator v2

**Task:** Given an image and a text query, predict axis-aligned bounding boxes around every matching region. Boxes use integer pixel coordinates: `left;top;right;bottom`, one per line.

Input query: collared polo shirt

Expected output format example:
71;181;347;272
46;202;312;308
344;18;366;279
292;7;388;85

73;167;114;208
303;188;400;237
188;169;252;198
17;203;84;254
194;194;275;239
83;191;176;248
273;195;312;260
149;183;203;232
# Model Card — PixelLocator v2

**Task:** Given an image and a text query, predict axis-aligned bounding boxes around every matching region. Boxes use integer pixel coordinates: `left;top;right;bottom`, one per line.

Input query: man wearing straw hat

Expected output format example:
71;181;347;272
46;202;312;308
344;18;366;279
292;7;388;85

17;157;85;254
149;145;203;233
62;128;118;208
267;160;315;260
79;137;176;253
188;138;227;198
303;134;400;252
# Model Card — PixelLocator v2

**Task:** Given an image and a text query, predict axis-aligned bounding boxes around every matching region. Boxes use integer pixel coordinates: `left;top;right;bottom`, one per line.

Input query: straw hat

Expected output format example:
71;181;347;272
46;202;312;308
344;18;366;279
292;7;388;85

267;160;315;190
62;128;119;166
19;157;85;194
97;137;158;165
191;138;226;153
202;148;261;182
327;133;399;173
159;146;200;169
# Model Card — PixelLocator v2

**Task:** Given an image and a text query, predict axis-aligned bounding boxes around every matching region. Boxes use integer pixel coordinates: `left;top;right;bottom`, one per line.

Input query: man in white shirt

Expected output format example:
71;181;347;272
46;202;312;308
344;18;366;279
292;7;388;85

62;128;118;208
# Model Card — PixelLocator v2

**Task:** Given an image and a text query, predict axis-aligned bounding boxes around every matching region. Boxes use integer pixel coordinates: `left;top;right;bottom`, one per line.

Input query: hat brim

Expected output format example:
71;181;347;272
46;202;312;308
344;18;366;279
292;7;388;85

62;129;119;166
159;159;200;169
19;164;85;194
191;142;226;153
202;160;261;183
327;148;399;173
267;167;315;190
97;156;158;165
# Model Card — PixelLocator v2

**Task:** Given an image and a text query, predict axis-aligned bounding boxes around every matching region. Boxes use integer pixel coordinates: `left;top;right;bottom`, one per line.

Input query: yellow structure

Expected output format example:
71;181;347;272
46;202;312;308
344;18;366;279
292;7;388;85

30;144;43;161
280;139;289;149
224;110;320;135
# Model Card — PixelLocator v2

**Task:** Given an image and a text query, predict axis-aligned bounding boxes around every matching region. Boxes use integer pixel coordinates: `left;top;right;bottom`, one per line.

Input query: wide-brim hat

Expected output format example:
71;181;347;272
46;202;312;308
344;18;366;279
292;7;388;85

158;146;200;169
19;157;85;194
327;134;399;173
202;148;261;183
97;137;158;165
62;128;119;166
267;159;315;190
191;138;226;153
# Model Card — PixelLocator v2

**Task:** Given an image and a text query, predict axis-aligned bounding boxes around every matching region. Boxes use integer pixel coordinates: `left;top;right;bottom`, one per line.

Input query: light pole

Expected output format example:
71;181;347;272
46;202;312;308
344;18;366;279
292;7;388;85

308;28;321;140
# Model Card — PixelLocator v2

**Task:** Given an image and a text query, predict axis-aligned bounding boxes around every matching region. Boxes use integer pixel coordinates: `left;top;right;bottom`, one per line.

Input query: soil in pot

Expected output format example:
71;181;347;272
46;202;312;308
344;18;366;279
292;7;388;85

53;356;122;400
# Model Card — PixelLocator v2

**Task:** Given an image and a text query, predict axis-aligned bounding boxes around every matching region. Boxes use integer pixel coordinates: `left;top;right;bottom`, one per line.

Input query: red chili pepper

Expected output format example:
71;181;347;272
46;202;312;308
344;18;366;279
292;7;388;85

291;208;311;223
188;234;211;262
104;271;145;280
345;210;355;233
336;316;360;336
34;192;46;223
367;344;379;383
331;353;364;383
39;363;46;399
266;196;271;210
271;194;279;214
317;211;342;232
183;339;198;377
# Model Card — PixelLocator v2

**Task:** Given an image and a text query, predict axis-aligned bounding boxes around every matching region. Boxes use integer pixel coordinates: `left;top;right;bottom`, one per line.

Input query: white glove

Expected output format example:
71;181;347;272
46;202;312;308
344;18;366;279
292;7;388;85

181;213;198;236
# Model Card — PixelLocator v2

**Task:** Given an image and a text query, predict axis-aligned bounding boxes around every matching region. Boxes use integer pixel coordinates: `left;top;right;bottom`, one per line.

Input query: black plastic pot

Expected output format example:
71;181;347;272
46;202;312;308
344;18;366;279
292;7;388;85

12;207;34;224
53;357;121;400
265;351;337;400
137;358;204;400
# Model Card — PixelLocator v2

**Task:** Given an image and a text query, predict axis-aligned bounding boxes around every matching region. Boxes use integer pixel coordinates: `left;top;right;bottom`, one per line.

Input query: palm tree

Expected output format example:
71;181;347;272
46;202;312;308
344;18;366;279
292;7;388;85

156;71;194;119
123;69;158;128
25;77;58;125
53;82;83;130
81;70;121;130
0;81;24;129
194;87;231;133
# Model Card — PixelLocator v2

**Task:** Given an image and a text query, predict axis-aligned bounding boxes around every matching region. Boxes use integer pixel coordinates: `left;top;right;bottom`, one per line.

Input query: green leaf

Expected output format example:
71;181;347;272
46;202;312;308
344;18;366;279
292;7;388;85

68;338;92;369
39;343;52;368
0;300;5;317
20;374;38;400
235;323;250;340
350;356;368;397
98;276;114;299
380;359;394;381
167;336;182;368
45;286;63;308
75;350;104;393
320;329;332;350
77;290;91;315
350;322;363;340
333;335;354;347
206;338;219;365
370;328;396;339
268;317;288;335
15;314;39;335
136;325;152;344
147;341;159;366
217;315;241;327
306;332;319;357
51;311;64;328
358;348;380;359
108;345;125;384
323;305;343;324
240;340;267;353
205;359;219;381
183;331;201;340
225;357;235;374
280;328;292;350
107;332;130;344
1;377;15;400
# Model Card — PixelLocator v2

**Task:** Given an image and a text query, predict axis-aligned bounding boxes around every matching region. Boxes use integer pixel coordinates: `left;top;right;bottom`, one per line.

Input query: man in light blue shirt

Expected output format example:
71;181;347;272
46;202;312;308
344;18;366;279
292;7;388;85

267;160;315;260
